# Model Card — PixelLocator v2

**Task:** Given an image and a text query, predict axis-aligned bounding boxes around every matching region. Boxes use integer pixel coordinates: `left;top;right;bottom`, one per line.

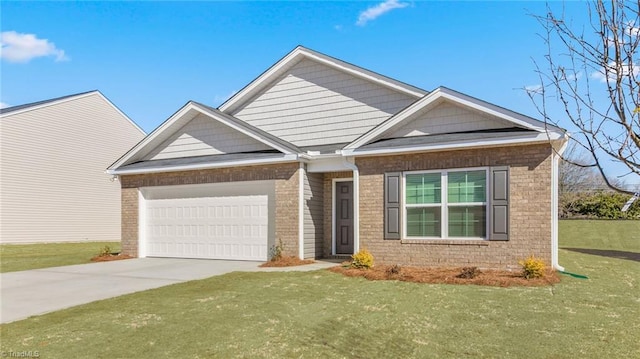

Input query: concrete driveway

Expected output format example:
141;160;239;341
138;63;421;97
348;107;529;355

0;258;336;324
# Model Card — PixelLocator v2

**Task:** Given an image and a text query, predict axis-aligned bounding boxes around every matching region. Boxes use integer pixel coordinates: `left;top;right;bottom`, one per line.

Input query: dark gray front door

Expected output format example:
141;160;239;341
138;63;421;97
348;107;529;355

335;181;354;254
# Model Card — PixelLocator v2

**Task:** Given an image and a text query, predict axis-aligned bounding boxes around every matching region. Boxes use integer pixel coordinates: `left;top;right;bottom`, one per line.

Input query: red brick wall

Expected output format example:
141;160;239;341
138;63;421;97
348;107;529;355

355;144;553;270
119;163;300;257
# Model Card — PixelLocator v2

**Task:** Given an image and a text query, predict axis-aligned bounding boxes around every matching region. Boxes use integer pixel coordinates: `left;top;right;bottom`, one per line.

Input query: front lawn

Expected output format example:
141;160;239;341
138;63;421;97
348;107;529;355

0;221;638;358
0;241;120;273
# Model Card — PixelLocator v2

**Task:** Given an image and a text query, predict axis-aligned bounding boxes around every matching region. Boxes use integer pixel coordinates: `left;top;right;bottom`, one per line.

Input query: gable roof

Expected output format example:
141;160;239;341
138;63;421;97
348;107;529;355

108;48;568;175
107;101;301;173
344;87;565;150
0;90;97;115
0;90;145;135
219;46;427;114
194;102;302;154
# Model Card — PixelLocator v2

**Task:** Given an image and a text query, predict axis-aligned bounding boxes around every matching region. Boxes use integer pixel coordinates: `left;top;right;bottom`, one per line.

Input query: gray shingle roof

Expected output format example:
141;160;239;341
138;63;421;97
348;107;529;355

357;128;536;151
118;152;287;172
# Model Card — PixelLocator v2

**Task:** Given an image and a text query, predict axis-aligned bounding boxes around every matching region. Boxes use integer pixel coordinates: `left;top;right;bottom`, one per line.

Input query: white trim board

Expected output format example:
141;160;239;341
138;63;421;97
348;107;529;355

343;132;564;157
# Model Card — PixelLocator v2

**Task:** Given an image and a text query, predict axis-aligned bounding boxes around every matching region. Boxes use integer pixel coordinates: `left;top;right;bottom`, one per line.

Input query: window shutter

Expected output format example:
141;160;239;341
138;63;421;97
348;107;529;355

489;166;509;240
384;172;401;240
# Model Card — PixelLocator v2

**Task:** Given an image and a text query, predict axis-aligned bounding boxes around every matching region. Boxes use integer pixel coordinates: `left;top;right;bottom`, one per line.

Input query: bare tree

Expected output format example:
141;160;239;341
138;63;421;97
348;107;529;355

527;0;639;194
559;142;610;193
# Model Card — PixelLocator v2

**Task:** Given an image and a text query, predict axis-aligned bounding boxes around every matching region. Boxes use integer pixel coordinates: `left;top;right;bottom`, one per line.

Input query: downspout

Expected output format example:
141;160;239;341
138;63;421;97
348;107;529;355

343;157;360;253
551;139;569;271
298;162;305;260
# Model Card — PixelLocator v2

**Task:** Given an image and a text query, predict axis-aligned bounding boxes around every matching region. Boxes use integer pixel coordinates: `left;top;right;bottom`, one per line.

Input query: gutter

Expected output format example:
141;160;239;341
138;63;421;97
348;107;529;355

551;137;569;271
342;132;564;157
298;162;305;260
343;157;360;254
106;154;299;176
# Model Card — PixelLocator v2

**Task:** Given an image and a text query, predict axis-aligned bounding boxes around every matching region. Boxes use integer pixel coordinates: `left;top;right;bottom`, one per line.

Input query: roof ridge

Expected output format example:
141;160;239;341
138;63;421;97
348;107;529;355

191;101;302;154
0;90;99;115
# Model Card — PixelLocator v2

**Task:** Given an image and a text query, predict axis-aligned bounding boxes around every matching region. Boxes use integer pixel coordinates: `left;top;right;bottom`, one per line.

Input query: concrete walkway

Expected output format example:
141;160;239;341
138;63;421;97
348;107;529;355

0;258;338;324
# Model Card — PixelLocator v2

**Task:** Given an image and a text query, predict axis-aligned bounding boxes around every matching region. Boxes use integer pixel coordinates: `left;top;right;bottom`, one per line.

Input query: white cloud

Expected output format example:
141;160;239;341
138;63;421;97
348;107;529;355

0;31;68;63
525;84;543;94
0;102;9;109
356;0;409;26
591;62;639;83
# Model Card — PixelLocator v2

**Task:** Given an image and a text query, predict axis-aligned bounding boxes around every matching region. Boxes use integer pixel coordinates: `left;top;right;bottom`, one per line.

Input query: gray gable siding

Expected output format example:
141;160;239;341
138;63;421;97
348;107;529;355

1;93;145;243
232;59;416;147
303;170;324;259
145;114;271;160
387;101;514;138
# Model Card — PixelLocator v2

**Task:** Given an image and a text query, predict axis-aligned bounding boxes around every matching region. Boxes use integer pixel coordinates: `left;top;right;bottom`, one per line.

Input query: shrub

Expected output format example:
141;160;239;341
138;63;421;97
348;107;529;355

456;266;481;279
560;191;639;219
386;264;401;275
519;255;546;279
351;249;374;269
269;239;284;262
98;245;112;257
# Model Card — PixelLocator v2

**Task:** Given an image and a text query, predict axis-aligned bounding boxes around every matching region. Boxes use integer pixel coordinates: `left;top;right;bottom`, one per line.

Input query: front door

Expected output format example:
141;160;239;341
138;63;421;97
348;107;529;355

335;181;354;254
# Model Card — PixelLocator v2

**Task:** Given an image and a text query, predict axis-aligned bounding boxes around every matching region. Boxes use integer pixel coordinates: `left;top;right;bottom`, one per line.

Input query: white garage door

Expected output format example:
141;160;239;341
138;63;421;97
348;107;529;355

145;195;268;260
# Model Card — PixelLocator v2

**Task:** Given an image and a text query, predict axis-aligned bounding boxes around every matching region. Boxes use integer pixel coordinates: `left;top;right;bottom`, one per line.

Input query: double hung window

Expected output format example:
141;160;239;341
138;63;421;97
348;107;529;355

405;169;487;239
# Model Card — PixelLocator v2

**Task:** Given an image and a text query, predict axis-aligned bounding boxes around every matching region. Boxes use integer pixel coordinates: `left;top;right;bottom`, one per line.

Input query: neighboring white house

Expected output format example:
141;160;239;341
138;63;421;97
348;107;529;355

0;91;145;243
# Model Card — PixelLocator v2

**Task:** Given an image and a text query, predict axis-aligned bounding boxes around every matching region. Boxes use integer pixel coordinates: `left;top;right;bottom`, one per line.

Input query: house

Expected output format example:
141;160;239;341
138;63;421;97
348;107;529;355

1;91;146;243
107;46;567;270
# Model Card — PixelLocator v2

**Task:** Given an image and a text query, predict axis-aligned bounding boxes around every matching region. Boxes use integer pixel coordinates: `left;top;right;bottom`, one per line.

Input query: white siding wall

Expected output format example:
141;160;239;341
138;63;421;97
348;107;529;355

233;59;416;147
303;170;324;259
0;93;145;243
145;114;271;160
389;101;513;138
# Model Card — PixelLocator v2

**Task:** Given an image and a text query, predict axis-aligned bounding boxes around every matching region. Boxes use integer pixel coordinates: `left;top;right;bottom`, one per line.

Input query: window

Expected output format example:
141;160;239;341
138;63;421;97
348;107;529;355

404;169;487;239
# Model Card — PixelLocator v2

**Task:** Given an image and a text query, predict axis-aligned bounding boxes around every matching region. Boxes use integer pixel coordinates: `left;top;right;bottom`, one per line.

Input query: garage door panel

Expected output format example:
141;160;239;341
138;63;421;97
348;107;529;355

145;195;268;260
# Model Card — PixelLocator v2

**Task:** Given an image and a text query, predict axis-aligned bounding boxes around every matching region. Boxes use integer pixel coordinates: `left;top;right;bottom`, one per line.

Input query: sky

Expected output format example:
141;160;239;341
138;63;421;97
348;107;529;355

1;1;637;187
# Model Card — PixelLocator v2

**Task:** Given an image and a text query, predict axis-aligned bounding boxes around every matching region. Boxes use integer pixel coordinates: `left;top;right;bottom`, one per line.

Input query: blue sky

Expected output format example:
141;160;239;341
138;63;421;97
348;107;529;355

2;1;635;185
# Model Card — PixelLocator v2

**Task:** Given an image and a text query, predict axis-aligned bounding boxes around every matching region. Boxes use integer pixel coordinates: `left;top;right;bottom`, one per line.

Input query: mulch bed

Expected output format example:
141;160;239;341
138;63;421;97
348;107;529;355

329;264;560;287
90;253;134;262
260;256;315;267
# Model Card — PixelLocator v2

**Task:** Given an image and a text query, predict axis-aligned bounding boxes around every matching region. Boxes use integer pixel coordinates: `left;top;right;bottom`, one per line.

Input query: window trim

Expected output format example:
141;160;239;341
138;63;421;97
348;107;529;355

402;167;489;240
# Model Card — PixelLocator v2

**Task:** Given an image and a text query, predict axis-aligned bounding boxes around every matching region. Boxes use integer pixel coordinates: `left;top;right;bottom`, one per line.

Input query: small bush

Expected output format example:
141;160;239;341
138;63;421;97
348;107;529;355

456;266;481;279
351;249;374;269
269;239;284;262
519;255;546;279
386;264;401;275
98;245;112;257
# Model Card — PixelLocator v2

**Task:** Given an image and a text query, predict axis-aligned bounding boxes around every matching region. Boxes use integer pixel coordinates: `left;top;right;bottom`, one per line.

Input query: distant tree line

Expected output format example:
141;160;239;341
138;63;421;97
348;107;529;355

559;146;639;219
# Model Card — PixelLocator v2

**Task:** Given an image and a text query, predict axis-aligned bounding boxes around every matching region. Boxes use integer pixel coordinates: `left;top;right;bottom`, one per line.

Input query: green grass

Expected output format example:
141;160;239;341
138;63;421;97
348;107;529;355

0;241;120;273
1;221;638;358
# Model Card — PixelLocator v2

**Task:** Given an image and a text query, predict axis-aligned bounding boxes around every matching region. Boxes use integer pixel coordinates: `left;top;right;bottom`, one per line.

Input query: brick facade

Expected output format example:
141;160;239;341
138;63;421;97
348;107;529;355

119;163;300;258
353;143;553;270
120;144;554;270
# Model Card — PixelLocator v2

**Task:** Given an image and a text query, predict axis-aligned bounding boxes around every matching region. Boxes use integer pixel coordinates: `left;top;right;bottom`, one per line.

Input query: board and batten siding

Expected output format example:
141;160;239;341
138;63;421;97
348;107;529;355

145;114;271;160
388;101;514;138
303;170;324;259
232;59;416;147
0;93;145;243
